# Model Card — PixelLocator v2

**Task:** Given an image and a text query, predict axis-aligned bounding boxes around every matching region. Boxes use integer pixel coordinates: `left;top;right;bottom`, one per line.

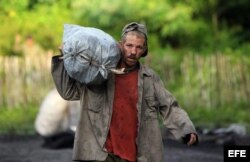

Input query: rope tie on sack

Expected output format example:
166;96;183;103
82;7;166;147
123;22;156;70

59;48;126;75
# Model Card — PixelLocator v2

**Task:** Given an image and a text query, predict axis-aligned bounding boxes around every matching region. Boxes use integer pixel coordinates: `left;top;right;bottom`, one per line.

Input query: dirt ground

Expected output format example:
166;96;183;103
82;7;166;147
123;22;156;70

0;134;224;162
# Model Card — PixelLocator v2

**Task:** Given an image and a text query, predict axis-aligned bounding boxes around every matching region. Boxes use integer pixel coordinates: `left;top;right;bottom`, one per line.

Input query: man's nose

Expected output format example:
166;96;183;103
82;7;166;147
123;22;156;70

131;47;137;55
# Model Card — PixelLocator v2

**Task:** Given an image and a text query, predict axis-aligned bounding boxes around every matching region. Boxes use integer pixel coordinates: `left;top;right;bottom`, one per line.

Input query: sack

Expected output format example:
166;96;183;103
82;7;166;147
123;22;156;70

61;24;120;85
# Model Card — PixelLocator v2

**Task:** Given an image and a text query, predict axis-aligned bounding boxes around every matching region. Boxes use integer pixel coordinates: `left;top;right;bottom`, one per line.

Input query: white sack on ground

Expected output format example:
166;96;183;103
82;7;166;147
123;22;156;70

35;89;81;136
62;24;121;85
35;89;68;136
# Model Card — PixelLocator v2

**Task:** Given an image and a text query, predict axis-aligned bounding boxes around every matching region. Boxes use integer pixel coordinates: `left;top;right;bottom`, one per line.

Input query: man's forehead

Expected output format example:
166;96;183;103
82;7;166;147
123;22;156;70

123;33;146;45
125;31;146;40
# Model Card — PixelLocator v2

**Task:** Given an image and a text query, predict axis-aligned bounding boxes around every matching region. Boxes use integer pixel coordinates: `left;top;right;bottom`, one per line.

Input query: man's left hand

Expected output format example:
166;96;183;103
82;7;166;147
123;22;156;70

187;133;198;146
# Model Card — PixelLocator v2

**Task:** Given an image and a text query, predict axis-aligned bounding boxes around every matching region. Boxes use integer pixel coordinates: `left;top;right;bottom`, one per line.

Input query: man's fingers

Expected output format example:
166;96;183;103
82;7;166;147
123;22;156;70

187;133;196;146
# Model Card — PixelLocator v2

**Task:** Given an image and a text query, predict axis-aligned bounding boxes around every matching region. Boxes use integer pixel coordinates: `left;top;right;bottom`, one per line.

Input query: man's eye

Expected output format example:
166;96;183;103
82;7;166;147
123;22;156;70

126;44;133;48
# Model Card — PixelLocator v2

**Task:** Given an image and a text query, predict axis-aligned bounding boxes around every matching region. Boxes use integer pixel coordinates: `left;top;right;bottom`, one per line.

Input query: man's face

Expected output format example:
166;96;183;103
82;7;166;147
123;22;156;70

120;32;146;68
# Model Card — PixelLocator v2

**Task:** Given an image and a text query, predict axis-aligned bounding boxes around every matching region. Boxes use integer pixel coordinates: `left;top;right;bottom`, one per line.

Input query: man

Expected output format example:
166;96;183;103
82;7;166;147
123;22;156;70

51;22;198;162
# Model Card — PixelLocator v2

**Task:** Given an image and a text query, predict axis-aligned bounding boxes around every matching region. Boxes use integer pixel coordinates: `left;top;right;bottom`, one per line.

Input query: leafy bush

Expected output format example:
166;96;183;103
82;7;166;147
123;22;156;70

1;0;250;56
0;105;38;135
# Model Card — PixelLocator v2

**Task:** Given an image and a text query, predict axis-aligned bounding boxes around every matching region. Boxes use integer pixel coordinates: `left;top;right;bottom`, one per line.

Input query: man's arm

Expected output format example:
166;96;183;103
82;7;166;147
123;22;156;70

51;55;81;100
153;73;198;145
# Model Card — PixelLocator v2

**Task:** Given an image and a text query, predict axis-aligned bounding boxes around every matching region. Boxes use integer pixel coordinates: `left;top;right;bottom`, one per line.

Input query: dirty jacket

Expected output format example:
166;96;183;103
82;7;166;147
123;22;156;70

51;55;197;162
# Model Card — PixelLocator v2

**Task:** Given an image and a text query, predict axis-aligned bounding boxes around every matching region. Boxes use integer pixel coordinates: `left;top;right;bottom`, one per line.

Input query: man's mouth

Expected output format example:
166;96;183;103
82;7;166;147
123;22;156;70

128;57;137;61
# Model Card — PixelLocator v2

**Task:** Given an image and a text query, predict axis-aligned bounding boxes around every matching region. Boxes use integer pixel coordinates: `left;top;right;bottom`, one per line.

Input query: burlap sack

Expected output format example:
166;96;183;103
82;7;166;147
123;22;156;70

61;24;120;85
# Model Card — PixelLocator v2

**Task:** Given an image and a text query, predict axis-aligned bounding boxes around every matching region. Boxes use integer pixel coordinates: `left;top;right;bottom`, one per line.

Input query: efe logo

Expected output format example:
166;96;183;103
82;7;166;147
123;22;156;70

224;146;249;162
228;150;246;157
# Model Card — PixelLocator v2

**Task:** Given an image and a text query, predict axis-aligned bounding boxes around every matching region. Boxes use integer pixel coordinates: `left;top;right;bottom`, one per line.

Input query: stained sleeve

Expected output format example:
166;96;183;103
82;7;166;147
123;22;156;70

153;74;197;140
51;55;81;100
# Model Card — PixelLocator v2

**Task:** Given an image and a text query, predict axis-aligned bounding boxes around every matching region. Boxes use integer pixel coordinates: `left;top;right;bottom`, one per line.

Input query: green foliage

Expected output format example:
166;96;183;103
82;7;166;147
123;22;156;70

186;103;250;131
0;104;39;135
149;49;250;110
0;0;74;55
1;0;249;55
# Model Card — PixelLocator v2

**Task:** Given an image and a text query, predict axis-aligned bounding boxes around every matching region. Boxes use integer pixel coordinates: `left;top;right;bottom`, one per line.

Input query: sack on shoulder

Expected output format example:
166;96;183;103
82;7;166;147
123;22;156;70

61;24;121;85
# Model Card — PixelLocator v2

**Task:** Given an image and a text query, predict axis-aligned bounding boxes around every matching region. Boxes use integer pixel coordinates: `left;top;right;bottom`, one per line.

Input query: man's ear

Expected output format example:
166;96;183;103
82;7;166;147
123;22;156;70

117;41;124;54
118;41;122;49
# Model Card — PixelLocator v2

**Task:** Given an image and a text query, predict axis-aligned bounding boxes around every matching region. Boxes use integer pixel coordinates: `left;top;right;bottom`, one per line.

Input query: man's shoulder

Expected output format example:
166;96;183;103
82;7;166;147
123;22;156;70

139;64;158;77
52;54;63;63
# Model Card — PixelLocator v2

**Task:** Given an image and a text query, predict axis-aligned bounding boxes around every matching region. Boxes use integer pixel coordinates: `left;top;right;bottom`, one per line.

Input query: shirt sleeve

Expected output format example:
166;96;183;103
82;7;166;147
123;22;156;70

153;73;197;140
51;55;81;100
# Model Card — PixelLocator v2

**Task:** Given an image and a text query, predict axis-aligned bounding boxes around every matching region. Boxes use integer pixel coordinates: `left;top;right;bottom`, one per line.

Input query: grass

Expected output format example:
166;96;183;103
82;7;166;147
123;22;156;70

0;104;39;135
185;105;250;134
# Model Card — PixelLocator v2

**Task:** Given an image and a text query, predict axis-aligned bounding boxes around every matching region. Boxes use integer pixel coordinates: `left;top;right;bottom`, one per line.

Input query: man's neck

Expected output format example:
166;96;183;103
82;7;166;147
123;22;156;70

118;62;139;74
